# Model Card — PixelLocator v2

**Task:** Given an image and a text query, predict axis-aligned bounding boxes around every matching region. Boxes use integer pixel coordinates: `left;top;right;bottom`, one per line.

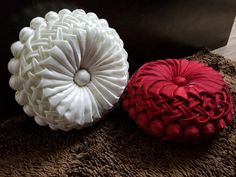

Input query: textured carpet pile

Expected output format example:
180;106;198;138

0;50;236;177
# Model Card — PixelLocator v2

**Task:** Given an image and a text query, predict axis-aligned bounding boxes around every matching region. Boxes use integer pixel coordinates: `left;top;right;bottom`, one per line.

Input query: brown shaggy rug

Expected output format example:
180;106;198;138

0;50;236;177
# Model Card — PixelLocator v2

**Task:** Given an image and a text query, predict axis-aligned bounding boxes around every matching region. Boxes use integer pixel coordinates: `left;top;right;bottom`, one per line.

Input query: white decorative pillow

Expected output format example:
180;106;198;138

8;9;129;131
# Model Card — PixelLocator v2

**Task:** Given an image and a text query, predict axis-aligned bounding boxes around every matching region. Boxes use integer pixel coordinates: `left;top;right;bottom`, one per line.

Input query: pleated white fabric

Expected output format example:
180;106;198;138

8;9;129;131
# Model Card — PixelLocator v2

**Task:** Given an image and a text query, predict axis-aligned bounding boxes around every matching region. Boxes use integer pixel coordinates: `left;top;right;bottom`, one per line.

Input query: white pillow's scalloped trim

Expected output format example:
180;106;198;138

8;9;129;131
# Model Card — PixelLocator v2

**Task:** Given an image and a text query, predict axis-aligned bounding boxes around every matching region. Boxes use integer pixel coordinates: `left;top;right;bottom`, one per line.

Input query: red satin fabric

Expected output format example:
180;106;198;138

122;59;234;143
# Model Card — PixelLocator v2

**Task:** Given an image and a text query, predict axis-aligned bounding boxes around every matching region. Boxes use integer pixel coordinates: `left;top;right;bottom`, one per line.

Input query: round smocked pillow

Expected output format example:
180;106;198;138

122;59;234;143
8;9;129;131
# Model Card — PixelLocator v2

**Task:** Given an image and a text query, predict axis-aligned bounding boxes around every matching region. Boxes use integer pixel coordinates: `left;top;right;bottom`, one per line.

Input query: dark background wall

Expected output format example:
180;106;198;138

0;0;235;121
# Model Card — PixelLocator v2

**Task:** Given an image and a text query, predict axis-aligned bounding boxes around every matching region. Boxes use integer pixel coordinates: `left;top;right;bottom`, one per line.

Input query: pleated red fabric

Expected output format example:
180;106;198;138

122;59;234;143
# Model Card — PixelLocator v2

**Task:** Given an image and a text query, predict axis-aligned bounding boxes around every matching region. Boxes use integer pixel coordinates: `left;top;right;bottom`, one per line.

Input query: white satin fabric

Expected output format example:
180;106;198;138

9;9;129;131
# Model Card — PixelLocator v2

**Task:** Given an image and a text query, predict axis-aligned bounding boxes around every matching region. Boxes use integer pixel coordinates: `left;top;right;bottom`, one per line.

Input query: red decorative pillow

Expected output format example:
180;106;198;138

122;59;234;143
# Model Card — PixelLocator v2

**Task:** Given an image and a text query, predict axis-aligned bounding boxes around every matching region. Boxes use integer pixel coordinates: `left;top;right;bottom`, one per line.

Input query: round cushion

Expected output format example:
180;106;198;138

8;9;129;131
122;59;234;143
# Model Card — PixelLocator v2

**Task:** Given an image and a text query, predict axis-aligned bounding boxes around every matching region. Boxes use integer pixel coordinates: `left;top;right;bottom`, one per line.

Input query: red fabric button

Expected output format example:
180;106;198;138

173;76;187;86
122;59;234;143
